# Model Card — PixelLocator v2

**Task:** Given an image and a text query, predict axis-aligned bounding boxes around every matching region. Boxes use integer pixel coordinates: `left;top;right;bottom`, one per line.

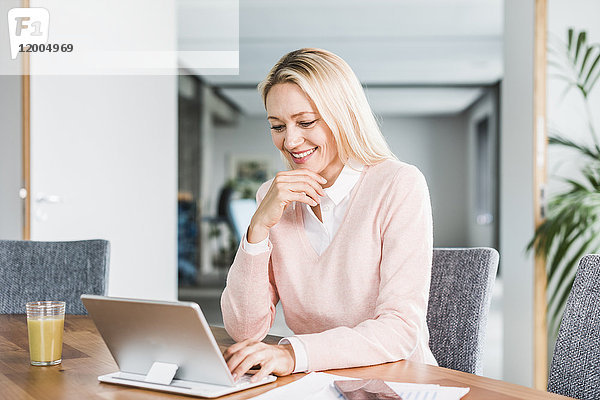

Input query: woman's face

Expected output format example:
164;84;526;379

266;83;343;183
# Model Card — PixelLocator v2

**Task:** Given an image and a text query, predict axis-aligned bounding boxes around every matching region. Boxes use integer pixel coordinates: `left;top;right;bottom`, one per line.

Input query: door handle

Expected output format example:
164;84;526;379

35;193;63;204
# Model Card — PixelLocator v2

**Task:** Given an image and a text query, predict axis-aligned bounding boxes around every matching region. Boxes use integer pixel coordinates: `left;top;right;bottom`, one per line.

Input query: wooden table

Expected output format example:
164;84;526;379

0;315;569;399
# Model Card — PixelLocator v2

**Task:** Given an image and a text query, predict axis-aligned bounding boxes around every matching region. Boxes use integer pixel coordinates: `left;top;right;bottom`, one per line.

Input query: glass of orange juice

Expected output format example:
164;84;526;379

26;301;65;366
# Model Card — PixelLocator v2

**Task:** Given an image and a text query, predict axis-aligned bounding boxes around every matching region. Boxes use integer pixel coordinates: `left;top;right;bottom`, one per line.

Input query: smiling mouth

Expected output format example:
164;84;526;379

290;147;317;159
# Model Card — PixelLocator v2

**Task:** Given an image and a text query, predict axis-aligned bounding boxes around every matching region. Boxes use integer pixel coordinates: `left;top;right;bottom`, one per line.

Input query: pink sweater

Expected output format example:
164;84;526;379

221;160;437;371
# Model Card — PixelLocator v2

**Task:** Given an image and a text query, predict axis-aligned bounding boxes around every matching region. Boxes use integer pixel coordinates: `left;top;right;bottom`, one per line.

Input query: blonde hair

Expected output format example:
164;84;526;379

258;48;397;167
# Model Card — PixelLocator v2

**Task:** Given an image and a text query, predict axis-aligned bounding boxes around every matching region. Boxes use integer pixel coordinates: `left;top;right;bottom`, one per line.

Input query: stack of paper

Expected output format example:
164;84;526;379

249;372;470;400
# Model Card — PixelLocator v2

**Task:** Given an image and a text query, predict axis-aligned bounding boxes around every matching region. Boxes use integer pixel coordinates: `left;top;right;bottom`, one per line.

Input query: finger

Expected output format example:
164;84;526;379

284;182;322;204
224;338;254;357
272;182;319;207
223;339;250;361
225;341;260;365
250;361;275;383
223;339;257;360
277;169;327;185
277;177;325;198
274;174;326;197
226;345;258;372
226;342;268;373
291;191;318;207
232;352;264;381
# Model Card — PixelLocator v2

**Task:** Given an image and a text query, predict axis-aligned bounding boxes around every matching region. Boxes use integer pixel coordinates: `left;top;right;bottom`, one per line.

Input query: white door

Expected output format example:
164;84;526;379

27;0;178;301
29;75;178;301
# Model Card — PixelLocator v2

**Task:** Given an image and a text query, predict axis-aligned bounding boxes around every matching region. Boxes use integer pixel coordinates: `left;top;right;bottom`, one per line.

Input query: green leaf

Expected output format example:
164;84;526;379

536;192;600;332
585;67;600;94
583;50;600;85
579;46;596;79
560;178;590;192
567;28;574;54
548;228;600;307
574;31;587;64
549;234;598;295
582;164;600;187
549;135;599;158
548;73;576;83
547;243;573;284
548;269;577;325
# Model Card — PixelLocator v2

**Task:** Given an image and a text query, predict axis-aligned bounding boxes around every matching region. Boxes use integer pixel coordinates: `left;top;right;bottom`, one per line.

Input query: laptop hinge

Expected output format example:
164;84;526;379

144;362;179;385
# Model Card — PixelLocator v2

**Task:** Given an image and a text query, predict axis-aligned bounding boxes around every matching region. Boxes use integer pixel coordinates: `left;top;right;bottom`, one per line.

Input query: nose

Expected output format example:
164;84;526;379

284;126;304;149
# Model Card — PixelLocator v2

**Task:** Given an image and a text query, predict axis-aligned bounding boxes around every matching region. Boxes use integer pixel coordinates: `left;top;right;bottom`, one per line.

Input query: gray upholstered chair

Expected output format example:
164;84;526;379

427;247;499;375
547;254;600;400
0;240;110;314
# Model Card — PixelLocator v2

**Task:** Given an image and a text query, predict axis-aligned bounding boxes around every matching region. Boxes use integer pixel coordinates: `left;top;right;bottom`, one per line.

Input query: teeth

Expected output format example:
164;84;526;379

291;147;316;158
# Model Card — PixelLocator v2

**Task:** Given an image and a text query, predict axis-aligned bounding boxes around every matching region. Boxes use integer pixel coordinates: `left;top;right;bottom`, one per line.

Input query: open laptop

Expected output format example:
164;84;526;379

81;294;277;398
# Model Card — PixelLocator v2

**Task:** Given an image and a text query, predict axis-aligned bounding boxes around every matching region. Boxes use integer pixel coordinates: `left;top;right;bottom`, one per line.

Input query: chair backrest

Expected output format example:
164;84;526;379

427;247;499;375
0;240;110;314
548;254;600;399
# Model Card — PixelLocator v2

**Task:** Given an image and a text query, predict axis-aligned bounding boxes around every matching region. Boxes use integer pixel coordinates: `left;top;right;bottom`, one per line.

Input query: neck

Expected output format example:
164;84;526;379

321;158;345;189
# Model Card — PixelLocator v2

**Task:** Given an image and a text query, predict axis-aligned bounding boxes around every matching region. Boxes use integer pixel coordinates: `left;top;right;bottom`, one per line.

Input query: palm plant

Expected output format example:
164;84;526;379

529;28;600;336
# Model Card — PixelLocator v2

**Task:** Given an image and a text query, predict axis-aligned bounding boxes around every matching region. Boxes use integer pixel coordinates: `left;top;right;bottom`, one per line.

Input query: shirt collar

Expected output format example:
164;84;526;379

323;158;364;205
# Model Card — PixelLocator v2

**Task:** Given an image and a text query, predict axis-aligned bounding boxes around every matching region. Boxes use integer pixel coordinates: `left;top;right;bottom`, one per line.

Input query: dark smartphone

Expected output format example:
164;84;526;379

334;379;402;400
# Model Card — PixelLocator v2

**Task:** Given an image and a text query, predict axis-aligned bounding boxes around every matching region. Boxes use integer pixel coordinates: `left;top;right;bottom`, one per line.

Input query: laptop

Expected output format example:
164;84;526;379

81;294;277;398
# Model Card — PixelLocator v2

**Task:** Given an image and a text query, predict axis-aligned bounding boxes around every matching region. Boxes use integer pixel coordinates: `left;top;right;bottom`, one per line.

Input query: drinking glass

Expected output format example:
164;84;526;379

26;301;65;366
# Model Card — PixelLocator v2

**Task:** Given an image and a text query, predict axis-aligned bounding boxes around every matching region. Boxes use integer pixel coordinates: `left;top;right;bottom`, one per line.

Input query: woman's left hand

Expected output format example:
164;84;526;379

223;339;296;382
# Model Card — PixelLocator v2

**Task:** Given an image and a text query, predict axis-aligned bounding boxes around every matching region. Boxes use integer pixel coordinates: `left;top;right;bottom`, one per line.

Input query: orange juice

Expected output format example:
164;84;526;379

27;316;64;365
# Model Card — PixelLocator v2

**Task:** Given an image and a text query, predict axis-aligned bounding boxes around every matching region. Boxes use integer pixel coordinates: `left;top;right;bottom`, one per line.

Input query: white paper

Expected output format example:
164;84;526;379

249;372;470;400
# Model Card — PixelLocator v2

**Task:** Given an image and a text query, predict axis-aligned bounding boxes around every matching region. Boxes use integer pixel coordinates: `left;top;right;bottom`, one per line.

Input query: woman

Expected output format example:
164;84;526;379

221;48;437;383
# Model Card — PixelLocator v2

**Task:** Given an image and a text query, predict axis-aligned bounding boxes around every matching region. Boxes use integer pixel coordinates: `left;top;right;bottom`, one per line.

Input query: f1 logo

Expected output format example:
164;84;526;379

7;8;49;59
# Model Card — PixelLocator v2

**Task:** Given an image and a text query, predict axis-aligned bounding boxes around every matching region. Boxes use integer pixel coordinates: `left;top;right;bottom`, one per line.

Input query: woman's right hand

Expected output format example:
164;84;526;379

247;169;327;243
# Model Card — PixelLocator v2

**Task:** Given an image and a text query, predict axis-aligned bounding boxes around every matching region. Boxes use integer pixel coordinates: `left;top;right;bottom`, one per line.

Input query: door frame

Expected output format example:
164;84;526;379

21;0;30;240
533;0;548;390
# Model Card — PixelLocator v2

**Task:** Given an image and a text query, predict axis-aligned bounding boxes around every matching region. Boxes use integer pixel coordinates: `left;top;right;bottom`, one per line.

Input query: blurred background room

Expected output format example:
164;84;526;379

176;0;503;380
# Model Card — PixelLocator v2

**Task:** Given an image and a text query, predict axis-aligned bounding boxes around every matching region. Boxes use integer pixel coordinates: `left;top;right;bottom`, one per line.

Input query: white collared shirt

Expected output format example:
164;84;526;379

241;159;364;372
301;160;364;256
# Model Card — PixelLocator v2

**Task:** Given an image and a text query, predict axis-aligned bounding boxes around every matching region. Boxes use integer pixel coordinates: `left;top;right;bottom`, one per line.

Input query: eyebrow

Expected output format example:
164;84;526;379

267;111;318;120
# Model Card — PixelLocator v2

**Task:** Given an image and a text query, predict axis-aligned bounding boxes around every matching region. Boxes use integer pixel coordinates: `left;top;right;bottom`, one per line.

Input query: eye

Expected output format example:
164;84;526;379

299;119;318;128
270;125;285;132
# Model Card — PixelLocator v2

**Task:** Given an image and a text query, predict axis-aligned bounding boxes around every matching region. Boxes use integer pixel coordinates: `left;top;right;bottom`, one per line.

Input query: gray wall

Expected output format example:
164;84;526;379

465;89;499;248
0;0;23;240
501;0;535;386
212;113;470;247
0;74;23;240
380;115;469;247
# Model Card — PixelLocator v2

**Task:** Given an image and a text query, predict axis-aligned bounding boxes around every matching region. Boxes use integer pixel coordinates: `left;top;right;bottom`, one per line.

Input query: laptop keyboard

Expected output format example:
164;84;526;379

105;371;277;397
115;372;259;387
235;374;258;386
